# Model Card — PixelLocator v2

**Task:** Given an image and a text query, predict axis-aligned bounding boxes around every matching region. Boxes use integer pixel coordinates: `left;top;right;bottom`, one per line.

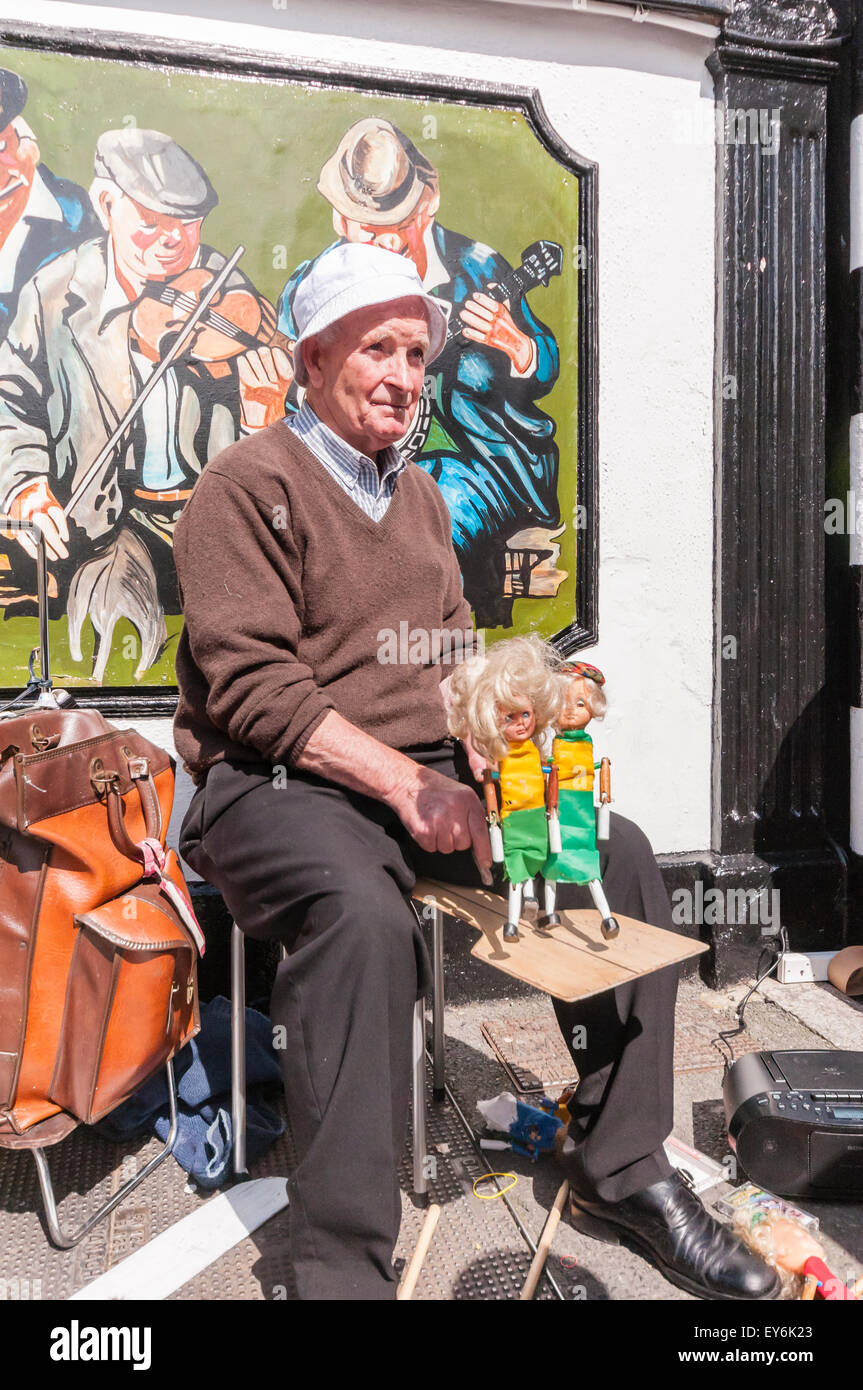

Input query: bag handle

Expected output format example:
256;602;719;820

88;755;205;956
90;751;162;861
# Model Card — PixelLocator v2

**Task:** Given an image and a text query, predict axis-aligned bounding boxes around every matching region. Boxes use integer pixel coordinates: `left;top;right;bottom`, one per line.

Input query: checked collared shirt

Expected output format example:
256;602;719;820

285;400;406;522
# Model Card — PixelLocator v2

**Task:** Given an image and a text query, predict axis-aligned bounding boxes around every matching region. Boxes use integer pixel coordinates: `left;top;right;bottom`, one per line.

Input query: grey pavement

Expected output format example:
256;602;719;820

3;962;862;1300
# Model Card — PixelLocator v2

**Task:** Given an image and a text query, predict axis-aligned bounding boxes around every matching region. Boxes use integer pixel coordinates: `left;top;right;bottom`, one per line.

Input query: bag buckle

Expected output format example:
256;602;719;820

30;724;61;753
126;756;149;780
89;756;121;797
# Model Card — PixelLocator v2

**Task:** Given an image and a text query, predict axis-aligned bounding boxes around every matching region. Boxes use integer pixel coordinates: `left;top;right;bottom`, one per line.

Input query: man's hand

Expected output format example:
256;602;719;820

238;345;294;430
459;292;533;374
297;709;494;884
386;761;493;881
2;478;69;560
460;730;489;783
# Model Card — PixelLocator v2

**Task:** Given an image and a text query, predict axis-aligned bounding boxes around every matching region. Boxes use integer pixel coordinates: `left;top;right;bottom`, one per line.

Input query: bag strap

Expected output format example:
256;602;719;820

90;750;206;957
136;836;206;957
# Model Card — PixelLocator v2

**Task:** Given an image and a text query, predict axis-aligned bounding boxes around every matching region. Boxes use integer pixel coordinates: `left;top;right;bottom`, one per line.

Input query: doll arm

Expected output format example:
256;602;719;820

546;762;562;853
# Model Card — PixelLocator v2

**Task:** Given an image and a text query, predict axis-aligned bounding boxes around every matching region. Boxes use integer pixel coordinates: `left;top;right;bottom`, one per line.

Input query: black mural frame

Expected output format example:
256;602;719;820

0;19;599;716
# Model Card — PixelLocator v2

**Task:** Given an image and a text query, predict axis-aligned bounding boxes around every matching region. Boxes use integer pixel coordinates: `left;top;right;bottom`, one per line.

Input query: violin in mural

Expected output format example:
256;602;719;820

0;124;291;681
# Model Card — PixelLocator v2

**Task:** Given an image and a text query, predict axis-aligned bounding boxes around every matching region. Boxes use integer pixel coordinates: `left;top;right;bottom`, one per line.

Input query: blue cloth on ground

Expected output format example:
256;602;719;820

97;996;285;1188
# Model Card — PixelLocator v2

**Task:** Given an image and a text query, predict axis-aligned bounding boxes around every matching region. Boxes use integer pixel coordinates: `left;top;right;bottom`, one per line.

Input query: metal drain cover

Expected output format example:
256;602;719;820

481;1015;579;1095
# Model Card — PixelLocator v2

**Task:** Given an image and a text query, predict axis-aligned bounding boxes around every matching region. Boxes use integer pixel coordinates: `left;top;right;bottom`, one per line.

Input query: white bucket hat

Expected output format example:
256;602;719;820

291;242;450;386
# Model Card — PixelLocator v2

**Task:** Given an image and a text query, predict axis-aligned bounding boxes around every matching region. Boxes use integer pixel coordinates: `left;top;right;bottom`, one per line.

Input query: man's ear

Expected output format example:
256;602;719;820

302;336;325;389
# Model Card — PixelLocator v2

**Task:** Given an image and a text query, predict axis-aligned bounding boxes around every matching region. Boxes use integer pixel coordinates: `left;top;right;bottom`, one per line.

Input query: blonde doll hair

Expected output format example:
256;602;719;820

447;634;569;763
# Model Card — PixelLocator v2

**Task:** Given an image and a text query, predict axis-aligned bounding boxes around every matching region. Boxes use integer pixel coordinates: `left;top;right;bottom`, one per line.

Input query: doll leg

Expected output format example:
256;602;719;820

505;881;524;941
588;877;620;940
523;877;538;912
538;878;562;930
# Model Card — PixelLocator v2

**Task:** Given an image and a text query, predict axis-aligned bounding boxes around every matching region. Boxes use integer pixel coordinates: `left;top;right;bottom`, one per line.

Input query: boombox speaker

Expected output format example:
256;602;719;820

723;1050;863;1199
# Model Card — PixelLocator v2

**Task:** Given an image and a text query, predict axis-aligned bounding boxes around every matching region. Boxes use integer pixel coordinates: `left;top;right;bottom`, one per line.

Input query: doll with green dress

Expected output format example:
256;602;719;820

541;660;619;940
447;635;567;940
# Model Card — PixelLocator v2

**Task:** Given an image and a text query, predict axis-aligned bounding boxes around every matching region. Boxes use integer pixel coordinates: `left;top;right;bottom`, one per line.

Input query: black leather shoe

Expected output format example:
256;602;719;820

568;1172;780;1301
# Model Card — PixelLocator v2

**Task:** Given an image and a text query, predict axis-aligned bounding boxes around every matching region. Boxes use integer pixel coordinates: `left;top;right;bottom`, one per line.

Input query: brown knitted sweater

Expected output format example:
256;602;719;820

172;421;473;784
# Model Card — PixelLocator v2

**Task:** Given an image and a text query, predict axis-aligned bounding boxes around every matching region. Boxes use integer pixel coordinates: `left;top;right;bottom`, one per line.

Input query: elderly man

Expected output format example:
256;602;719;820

278;117;561;627
175;244;777;1302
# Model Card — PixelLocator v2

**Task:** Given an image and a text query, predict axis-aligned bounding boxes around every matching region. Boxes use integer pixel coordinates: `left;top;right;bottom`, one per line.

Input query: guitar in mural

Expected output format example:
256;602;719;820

400;239;565;461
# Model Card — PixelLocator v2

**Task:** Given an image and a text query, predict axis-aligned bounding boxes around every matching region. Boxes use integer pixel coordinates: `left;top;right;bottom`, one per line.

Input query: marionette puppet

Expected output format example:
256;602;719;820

447;635;569;941
541;661;619;940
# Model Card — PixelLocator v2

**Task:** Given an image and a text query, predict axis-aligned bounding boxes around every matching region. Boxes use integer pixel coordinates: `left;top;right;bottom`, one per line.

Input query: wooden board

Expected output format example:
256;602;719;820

413;880;708;1003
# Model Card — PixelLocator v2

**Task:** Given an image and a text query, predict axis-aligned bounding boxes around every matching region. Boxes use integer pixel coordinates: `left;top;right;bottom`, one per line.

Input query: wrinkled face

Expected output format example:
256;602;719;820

303;298;430;456
0;121;39;236
498;702;536;745
102;190;202;282
559;677;593;731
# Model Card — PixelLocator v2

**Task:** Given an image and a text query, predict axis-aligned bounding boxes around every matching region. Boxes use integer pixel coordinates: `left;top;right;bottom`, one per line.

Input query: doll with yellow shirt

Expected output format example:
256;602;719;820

447;634;569;941
542;660;619;940
448;638;619;942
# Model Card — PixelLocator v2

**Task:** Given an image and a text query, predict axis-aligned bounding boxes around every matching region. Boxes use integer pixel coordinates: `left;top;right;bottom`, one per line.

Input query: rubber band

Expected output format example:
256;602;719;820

472;1172;517;1200
560;1255;579;1270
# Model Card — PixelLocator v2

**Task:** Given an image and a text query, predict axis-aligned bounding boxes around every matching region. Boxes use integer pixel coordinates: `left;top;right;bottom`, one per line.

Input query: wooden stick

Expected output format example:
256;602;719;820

482;769;499;821
397;1203;441;1301
519;1180;569;1300
851;1273;863;1300
800;1274;818;1301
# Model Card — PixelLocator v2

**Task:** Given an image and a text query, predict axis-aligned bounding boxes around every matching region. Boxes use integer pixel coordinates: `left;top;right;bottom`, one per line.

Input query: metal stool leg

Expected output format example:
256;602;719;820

411;997;428;1206
231;921;248;1178
31;1058;179;1250
432;903;446;1101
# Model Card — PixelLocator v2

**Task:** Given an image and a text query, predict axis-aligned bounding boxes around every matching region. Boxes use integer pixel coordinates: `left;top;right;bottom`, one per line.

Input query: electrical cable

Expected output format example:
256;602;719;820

710;924;789;1071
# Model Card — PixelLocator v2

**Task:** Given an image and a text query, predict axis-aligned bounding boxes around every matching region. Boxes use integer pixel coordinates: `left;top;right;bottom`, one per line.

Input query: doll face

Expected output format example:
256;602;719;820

497;701;536;744
558;677;593;731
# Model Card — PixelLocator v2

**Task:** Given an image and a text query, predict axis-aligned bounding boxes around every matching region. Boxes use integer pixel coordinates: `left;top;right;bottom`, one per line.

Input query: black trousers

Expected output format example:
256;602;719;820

179;741;679;1300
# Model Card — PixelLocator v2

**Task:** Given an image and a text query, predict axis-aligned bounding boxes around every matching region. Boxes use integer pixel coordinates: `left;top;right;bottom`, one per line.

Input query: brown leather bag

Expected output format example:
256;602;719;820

0;706;201;1149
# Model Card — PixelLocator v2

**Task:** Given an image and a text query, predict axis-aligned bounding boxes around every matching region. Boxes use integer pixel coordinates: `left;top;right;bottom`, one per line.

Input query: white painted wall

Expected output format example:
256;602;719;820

1;0;718;858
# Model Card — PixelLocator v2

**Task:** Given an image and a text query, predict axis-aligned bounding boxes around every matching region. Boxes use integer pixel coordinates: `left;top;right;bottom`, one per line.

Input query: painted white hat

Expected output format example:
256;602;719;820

291;242;450;386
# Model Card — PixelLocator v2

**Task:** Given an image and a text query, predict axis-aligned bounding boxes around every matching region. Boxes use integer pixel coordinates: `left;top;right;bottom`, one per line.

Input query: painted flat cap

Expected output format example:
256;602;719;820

318;117;436;226
0;69;27;129
94;128;218;219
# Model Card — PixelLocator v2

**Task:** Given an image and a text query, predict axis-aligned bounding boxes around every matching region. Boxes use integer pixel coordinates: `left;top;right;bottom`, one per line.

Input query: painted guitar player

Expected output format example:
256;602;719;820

277;117;565;628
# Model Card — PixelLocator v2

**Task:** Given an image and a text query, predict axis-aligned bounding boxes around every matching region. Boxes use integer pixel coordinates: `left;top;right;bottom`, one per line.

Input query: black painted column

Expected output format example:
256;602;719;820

703;1;849;982
850;3;863;920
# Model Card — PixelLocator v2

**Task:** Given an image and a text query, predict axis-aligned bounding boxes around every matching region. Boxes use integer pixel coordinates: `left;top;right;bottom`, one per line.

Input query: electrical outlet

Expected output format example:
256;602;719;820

777;951;838;984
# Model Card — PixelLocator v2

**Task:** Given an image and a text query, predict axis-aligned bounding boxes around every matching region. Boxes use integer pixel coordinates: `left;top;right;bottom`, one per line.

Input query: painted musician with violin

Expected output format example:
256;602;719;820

0;127;292;672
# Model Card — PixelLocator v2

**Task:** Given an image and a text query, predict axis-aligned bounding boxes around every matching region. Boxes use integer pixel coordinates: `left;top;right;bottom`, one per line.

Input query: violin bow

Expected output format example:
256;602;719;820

63;244;246;520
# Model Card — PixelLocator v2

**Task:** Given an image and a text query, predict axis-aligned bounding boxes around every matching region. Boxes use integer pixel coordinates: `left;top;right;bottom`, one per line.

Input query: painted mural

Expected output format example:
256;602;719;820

0;44;583;696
